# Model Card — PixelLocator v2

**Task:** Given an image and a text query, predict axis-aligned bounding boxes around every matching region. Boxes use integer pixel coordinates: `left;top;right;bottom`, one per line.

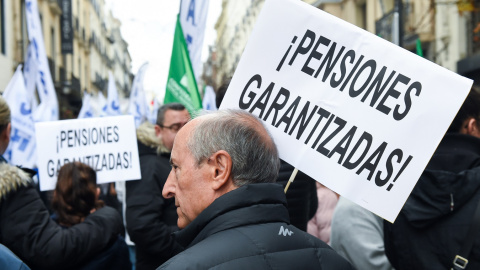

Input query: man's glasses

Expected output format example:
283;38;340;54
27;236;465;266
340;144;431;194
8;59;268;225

159;122;187;132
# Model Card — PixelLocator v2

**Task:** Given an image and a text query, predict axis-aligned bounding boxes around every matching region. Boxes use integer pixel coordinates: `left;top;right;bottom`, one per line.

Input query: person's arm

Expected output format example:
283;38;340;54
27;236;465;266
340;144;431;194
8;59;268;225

0;184;123;270
330;198;394;270
126;158;181;258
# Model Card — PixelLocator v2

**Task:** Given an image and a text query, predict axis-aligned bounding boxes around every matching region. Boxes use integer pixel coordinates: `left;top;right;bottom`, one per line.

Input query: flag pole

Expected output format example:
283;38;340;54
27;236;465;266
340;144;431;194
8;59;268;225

284;168;299;194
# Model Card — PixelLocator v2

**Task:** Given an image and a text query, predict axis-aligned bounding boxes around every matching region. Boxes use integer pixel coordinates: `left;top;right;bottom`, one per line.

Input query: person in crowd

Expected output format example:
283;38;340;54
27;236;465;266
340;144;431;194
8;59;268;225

158;110;354;269
330;196;394;270
51;162;131;270
216;80;318;231
0;95;124;269
126;103;188;270
308;182;339;244
384;87;480;270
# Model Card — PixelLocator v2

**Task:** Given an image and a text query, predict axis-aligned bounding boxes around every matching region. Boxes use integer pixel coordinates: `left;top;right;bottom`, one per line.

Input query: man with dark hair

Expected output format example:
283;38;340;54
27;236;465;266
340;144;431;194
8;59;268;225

126;103;189;270
158;109;353;270
384;87;480;270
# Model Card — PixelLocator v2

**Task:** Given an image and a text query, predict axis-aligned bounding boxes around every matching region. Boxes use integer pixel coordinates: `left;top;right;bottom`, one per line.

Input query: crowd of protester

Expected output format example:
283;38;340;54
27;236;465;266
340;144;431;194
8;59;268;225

0;83;479;270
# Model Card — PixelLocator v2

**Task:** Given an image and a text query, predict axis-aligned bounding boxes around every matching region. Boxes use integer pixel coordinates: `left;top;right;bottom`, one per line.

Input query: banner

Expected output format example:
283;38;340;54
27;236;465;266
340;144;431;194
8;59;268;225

148;97;159;124
25;0;59;121
35;115;141;191
105;72;122;116
23;43;38;111
202;85;217;110
219;0;473;222
164;16;202;114
128;62;149;127
179;0;209;80
78;92;94;119
3;66;37;168
60;0;73;54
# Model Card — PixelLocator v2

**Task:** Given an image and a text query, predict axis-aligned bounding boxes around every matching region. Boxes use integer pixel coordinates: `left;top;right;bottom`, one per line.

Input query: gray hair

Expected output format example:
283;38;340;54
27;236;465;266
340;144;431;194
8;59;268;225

187;109;280;186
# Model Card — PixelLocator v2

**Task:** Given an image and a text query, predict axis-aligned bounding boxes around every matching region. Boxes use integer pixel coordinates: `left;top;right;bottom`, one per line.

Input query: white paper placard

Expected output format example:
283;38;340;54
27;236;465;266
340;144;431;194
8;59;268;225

219;0;473;222
35;115;141;191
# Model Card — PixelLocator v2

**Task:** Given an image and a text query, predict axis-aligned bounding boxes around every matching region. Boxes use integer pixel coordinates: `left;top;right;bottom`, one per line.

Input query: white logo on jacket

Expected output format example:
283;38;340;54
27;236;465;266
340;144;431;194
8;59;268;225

278;226;294;236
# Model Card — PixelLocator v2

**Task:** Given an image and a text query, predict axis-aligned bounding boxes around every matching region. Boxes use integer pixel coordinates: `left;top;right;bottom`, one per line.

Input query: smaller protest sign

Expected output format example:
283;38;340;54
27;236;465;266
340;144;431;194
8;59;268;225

35;115;141;191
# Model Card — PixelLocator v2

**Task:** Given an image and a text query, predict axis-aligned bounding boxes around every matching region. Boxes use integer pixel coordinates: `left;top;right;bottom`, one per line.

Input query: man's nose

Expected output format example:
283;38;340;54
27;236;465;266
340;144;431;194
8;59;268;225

162;170;175;199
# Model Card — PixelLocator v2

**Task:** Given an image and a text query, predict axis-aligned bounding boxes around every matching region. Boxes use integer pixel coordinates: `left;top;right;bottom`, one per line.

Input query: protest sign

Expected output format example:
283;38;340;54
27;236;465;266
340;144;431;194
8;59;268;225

35;115;141;191
219;0;473;222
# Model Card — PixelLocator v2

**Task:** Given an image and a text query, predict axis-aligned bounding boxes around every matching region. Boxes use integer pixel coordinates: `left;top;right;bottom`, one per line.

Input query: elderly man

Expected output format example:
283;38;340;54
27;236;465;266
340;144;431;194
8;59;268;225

158;110;353;269
126;103;190;270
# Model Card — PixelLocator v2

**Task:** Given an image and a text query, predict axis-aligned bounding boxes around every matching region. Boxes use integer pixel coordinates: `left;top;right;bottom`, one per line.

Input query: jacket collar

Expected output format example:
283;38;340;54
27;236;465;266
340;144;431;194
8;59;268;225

173;183;289;248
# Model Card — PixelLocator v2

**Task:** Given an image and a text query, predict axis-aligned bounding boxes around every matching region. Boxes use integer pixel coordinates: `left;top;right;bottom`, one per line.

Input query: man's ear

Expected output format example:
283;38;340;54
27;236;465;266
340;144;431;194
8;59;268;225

208;150;233;191
154;124;162;137
463;118;480;137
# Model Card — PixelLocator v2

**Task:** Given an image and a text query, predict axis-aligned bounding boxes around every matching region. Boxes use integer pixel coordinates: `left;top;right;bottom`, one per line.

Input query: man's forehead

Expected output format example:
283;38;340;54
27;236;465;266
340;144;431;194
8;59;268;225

164;109;190;121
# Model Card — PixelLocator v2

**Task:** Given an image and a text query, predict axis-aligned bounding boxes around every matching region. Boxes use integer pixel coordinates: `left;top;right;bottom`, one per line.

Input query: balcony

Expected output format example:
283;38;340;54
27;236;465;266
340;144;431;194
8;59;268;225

48;0;62;15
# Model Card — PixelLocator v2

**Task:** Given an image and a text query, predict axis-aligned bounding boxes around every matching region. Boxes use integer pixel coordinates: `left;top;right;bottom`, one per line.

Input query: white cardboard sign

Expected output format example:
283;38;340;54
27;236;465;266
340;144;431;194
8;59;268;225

35;115;141;191
220;0;473;222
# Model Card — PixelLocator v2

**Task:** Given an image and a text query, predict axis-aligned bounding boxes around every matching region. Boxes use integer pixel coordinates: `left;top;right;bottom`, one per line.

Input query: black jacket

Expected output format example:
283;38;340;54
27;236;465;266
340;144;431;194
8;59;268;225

384;133;480;270
277;160;318;231
126;140;182;270
0;163;124;270
158;183;354;270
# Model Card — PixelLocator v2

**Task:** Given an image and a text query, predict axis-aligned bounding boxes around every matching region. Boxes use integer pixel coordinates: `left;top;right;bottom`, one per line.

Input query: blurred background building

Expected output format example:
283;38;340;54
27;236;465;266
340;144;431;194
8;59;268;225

206;0;480;90
0;0;132;119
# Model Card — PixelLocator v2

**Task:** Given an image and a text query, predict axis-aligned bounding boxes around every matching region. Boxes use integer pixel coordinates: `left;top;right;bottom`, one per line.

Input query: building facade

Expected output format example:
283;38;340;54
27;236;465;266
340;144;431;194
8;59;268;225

0;0;132;119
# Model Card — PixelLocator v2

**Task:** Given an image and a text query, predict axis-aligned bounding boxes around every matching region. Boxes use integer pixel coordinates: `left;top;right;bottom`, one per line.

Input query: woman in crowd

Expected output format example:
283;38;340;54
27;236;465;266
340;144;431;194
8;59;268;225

51;162;131;270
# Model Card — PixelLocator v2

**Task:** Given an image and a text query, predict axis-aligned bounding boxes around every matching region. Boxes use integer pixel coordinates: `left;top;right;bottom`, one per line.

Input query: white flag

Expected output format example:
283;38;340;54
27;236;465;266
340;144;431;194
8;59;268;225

23;43;38;112
105;72;122;116
25;0;59;121
77;92;94;119
202;85;217;111
3;66;37;168
148;97;159;124
180;0;209;80
128;63;149;127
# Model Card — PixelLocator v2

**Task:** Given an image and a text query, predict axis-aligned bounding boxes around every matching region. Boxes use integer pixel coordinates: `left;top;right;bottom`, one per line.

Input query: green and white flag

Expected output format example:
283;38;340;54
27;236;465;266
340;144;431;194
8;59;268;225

164;15;202;113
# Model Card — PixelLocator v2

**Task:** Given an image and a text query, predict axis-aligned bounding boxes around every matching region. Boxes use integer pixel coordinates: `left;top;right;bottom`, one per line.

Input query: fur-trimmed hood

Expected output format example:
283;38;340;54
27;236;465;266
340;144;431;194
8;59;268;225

0;163;32;201
136;122;169;154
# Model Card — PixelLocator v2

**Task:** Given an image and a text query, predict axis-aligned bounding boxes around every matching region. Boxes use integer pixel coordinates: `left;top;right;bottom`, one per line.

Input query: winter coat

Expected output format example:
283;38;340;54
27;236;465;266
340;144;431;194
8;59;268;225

384;133;480;270
277;160;318;231
0;244;30;270
158;183;354;270
0;162;123;270
126;123;183;270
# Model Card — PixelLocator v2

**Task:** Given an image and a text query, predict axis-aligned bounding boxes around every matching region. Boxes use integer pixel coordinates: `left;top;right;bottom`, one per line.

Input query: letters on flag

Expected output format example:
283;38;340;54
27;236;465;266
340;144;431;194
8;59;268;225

25;0;59;121
219;0;472;222
180;0;210;80
105;72;122;116
164;16;202;113
3;66;37;168
128;63;149;127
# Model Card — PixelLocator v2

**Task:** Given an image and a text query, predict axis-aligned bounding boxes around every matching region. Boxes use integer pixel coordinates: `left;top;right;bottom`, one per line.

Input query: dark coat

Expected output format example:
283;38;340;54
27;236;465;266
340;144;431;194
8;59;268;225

384;133;480;270
158;183;354;270
277;159;318;231
0;163;124;270
126;141;182;270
